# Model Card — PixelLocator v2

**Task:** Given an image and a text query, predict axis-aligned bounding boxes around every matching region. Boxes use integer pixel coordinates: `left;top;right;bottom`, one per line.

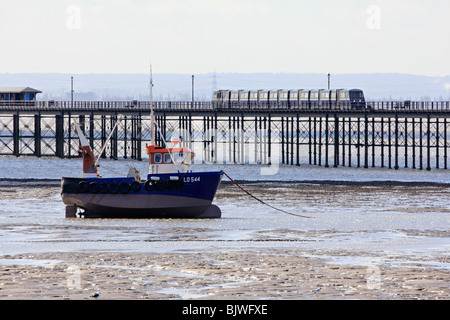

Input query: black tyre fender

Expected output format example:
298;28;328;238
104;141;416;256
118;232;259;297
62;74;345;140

78;181;88;193
89;181;99;193
152;179;165;191
99;182;109;193
119;182;131;194
109;182;119;194
144;180;154;192
130;181;142;193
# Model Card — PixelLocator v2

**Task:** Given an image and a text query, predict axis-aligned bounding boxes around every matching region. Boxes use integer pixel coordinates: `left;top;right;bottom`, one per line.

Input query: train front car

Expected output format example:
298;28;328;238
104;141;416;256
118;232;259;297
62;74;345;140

349;89;366;109
212;90;231;110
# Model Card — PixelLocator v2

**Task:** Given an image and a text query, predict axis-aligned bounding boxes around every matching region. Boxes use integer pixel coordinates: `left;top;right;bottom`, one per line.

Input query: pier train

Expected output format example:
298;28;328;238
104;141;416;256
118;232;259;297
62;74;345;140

212;89;366;110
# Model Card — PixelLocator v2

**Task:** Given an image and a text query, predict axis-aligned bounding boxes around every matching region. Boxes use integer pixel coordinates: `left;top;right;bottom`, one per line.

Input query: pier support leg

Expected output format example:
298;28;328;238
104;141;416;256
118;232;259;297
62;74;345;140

34;113;41;157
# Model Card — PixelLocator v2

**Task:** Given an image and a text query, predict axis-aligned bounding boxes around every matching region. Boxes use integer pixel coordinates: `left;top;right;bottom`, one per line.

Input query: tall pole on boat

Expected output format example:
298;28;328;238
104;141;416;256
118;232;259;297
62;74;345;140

150;64;156;146
191;75;195;107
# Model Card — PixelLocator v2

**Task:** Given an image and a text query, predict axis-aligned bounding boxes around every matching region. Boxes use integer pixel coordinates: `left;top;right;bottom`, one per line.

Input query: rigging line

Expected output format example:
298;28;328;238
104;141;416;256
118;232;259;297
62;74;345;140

99;165;126;176
222;171;312;219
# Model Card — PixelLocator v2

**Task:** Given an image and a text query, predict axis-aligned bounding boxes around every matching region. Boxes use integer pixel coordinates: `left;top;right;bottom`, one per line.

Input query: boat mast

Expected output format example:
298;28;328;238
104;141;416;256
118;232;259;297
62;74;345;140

150;64;156;146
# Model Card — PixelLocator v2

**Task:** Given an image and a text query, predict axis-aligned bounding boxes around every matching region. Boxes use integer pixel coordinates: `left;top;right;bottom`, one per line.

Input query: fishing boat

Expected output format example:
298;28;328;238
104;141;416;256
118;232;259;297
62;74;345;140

61;72;223;219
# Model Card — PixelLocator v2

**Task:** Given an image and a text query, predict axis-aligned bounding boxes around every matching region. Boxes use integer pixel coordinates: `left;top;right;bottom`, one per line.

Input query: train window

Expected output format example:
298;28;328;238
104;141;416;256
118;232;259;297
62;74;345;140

340;92;347;98
350;91;363;99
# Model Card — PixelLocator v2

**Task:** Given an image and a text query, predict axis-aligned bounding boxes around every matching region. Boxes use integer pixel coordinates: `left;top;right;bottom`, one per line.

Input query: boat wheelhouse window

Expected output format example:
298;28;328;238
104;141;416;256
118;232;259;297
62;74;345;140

154;153;162;163
164;153;172;163
173;151;186;163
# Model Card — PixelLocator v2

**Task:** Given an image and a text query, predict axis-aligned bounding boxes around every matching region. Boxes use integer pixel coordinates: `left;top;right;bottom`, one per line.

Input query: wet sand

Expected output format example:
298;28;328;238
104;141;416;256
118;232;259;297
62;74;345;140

0;248;449;300
0;181;449;300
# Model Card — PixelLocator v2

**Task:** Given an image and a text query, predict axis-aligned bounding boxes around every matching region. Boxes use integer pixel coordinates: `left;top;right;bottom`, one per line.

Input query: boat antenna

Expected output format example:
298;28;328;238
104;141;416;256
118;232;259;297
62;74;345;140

148;64;185;171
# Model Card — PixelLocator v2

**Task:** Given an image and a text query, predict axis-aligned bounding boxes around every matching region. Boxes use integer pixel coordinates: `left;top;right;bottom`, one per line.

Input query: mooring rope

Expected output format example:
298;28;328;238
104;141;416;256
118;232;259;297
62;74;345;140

223;171;312;219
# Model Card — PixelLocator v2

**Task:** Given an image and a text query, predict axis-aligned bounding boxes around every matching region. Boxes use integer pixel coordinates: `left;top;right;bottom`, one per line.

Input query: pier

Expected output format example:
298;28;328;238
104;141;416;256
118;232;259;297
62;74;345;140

0;100;448;170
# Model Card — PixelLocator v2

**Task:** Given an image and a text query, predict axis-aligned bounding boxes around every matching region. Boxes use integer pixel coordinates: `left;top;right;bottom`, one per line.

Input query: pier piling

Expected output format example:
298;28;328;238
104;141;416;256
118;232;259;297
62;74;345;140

0;101;448;171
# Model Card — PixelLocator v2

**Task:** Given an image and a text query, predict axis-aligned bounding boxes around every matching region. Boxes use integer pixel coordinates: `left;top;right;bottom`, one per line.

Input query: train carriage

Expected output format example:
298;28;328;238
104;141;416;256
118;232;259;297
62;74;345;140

299;90;309;109
212;88;366;110
258;90;269;108
330;90;337;108
268;90;278;109
288;90;298;108
336;89;350;109
319;89;330;108
249;90;259;108
309;90;319;109
238;90;249;108
229;91;239;108
278;90;289;109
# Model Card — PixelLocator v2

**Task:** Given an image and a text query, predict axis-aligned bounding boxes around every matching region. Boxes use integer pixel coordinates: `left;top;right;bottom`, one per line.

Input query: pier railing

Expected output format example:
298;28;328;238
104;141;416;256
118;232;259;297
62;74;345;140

0;100;449;113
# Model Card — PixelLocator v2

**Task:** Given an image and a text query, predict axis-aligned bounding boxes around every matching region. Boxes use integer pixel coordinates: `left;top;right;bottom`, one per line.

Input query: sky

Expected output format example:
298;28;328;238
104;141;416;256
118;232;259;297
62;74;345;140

0;0;449;76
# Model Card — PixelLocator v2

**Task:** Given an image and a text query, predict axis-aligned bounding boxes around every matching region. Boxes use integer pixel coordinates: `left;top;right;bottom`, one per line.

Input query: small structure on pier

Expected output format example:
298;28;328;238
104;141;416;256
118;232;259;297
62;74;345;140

0;87;41;101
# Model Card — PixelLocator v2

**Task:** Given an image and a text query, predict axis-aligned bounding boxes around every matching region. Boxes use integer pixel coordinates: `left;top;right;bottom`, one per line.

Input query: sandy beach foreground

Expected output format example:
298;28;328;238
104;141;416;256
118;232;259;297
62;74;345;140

0;248;449;300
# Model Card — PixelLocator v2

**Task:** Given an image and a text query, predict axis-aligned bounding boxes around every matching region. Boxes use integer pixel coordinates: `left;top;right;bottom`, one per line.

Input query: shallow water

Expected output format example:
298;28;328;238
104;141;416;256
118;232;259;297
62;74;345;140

0;157;449;270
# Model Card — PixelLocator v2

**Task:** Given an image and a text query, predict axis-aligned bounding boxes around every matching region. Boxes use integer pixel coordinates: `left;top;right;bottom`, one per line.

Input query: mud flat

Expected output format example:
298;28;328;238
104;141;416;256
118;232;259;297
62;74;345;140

0;167;449;300
0;248;449;300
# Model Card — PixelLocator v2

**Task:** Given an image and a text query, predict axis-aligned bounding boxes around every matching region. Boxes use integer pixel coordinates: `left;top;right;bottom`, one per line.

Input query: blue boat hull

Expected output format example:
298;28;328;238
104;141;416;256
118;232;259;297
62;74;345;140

61;171;223;219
